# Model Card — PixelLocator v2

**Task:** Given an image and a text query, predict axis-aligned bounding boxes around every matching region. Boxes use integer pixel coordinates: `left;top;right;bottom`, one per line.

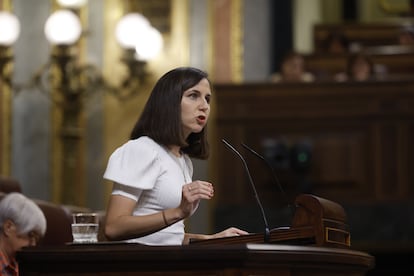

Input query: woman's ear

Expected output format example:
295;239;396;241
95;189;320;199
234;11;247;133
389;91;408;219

2;219;16;237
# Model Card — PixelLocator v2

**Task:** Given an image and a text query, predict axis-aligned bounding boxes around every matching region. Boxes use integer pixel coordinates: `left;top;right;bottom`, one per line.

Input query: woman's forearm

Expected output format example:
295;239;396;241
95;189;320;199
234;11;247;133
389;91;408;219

105;207;185;241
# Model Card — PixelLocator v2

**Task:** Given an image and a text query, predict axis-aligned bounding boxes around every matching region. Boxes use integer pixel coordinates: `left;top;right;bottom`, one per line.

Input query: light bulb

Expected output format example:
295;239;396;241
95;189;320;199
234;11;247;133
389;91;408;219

0;11;20;46
115;13;150;49
135;26;163;61
44;10;82;45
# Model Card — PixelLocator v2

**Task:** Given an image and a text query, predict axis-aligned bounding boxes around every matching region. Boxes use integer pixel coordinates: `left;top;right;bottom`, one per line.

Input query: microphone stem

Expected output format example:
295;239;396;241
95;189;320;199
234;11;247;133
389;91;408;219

241;143;295;218
222;139;271;243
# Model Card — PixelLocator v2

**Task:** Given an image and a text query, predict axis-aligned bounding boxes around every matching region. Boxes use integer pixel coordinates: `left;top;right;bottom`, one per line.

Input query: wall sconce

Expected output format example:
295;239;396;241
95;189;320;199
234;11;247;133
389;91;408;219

0;1;163;205
113;12;163;99
0;11;20;87
0;4;163;102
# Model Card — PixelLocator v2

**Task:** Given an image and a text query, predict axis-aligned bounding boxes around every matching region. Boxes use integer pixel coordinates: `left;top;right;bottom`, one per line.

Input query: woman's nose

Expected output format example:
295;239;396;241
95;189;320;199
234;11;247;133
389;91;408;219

29;238;38;246
199;99;209;110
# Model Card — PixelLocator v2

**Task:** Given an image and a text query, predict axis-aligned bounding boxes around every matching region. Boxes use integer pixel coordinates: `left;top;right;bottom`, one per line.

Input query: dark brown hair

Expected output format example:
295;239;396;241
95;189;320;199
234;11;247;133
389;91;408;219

130;67;210;159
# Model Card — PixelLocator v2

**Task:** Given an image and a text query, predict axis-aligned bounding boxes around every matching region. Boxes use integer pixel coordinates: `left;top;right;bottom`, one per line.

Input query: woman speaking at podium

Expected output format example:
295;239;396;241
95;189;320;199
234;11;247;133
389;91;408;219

103;67;247;245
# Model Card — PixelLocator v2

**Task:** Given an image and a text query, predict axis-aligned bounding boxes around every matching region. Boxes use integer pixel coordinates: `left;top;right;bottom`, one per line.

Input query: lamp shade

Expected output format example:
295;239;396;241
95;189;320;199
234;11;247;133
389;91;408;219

57;0;88;8
44;10;82;45
0;11;21;46
115;13;150;49
135;26;163;61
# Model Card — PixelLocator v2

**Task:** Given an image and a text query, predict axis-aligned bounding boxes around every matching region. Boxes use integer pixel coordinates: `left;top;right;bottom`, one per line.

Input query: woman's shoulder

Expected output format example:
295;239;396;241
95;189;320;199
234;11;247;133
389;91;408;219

125;136;164;151
132;136;173;160
111;136;163;159
104;136;165;189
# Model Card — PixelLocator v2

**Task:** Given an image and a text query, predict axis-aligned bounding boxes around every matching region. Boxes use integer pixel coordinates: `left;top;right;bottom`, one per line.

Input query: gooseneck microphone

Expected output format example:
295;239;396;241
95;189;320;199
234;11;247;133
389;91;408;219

241;143;294;215
221;139;271;243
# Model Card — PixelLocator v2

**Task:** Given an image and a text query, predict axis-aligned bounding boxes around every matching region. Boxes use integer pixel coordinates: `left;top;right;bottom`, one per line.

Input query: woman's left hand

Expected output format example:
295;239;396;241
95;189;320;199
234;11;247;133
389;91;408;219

211;227;249;239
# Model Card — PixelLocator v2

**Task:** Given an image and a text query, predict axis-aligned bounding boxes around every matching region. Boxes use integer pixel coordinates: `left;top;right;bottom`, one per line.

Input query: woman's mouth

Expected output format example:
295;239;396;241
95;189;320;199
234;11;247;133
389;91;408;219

196;115;206;124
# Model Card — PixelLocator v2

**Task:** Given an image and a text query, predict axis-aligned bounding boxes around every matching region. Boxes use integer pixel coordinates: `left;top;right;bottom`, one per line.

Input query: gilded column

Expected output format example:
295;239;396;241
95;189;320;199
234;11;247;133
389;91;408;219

0;0;13;176
50;1;87;205
209;0;243;83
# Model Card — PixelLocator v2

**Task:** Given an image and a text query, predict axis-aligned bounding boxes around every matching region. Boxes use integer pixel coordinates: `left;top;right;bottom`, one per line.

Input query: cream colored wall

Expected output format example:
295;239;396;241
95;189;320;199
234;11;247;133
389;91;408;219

293;0;323;53
321;0;342;23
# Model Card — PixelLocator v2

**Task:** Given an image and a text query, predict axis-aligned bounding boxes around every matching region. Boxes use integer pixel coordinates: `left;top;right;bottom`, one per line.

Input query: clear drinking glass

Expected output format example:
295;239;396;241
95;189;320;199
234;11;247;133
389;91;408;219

71;213;99;243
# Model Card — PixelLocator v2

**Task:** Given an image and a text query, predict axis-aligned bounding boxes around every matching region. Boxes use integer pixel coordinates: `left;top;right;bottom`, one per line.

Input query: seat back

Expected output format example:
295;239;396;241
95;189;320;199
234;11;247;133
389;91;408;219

0;176;22;193
33;198;74;245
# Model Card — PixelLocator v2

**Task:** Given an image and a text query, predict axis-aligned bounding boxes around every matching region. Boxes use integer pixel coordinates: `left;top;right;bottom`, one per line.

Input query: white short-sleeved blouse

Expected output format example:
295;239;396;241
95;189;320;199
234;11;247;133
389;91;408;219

103;136;194;245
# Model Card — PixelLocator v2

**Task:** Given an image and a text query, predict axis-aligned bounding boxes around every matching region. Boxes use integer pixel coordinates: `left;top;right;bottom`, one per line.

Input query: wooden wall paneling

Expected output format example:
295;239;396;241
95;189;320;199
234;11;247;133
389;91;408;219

212;80;414;207
397;123;410;198
408;124;414;196
237;118;373;204
211;80;414;245
217;123;247;205
377;123;399;199
305;51;414;79
313;23;410;52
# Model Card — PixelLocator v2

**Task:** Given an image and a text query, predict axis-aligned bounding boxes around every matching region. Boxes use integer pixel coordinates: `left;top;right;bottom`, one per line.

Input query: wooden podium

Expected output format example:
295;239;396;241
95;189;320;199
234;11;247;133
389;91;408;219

16;194;374;275
191;194;351;248
17;243;374;275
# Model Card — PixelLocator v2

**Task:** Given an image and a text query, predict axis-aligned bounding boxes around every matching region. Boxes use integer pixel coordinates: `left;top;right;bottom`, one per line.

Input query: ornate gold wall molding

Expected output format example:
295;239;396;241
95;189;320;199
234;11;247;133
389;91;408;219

103;0;127;200
0;0;13;176
0;58;12;176
209;0;243;83
230;0;243;83
50;0;88;205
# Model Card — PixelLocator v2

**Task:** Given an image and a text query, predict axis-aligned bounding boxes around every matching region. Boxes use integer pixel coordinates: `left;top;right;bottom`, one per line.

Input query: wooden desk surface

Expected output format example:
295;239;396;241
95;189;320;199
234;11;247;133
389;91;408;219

17;243;374;275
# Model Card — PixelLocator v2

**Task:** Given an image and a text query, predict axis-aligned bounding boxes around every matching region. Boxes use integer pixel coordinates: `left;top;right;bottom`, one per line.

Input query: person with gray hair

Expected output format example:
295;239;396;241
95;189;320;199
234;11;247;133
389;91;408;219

0;192;47;276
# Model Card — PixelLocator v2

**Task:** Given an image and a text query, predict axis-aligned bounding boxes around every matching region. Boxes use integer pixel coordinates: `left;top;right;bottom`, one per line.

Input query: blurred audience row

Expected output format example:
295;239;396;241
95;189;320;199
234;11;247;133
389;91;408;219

271;25;414;83
271;51;375;83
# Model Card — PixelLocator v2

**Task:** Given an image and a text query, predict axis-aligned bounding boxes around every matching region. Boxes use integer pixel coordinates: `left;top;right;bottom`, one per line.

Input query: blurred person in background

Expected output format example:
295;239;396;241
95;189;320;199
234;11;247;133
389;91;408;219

335;53;375;82
0;193;46;276
271;51;314;83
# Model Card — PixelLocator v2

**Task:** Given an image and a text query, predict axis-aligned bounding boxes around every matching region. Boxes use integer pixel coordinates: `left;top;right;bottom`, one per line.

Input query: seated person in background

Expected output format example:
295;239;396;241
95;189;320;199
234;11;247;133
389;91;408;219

334;53;374;82
270;51;314;83
398;27;414;45
322;30;349;54
0;193;46;276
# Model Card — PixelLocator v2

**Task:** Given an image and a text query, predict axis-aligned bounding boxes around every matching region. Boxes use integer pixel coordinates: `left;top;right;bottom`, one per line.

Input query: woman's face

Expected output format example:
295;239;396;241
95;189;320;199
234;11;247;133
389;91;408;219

5;220;40;256
352;57;371;81
282;55;305;81
181;78;211;137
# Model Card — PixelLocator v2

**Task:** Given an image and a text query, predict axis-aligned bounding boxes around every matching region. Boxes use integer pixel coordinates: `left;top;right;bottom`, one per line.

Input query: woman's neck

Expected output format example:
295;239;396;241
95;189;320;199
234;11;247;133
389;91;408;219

168;145;181;157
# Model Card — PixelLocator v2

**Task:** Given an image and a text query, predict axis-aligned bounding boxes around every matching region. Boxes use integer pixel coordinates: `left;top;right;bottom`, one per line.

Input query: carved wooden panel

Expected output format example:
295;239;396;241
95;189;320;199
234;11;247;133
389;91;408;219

213;80;414;208
305;51;414;77
313;23;411;52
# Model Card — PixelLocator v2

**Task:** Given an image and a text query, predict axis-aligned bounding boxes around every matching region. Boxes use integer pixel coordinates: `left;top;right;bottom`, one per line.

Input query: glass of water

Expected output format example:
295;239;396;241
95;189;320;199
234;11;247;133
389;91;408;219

71;213;99;243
